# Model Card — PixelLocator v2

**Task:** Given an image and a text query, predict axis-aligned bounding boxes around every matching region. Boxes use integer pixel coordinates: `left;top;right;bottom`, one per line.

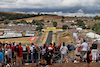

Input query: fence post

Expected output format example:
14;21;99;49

26;52;29;62
38;49;40;63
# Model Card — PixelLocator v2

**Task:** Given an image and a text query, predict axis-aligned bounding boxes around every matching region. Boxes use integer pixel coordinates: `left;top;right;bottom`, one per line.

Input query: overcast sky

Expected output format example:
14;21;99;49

0;0;100;17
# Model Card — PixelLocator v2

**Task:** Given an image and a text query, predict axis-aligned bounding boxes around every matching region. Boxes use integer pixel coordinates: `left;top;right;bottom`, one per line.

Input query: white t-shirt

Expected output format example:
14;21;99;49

60;46;68;55
82;42;88;51
30;45;35;54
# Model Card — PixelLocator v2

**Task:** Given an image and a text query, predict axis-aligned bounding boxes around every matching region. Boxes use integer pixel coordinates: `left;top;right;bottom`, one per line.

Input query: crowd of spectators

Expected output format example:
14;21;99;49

0;40;99;67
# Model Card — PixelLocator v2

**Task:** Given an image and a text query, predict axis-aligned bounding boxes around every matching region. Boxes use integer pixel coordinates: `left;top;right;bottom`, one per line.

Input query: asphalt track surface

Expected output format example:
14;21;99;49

45;31;53;45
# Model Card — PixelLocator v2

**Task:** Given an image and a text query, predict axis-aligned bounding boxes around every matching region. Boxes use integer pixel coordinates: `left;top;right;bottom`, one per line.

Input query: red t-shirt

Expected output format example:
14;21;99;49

11;46;15;52
58;44;61;48
17;46;23;57
6;45;9;49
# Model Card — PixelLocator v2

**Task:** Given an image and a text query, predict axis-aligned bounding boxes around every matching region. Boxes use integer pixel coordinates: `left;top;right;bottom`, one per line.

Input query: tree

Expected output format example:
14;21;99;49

62;16;64;19
32;20;35;24
94;15;100;20
36;25;42;31
38;13;41;16
91;22;100;34
62;25;68;30
40;19;44;22
20;20;27;24
4;19;10;24
75;16;77;17
71;23;75;26
76;19;86;29
61;19;64;23
28;22;32;25
53;21;57;27
13;21;19;25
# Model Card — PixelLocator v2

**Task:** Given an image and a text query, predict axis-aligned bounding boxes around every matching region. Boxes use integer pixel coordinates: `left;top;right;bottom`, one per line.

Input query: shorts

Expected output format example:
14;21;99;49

17;56;23;60
61;53;67;56
31;54;37;61
87;58;91;63
41;55;44;60
12;51;16;58
7;58;11;63
82;51;87;57
46;57;51;65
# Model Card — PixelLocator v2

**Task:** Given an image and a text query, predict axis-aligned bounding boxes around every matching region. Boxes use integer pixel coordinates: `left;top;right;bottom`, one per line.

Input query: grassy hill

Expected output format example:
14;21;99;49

0;11;95;23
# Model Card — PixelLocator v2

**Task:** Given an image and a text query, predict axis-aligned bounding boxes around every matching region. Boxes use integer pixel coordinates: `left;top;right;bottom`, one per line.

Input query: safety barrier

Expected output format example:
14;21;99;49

23;50;41;63
53;51;61;63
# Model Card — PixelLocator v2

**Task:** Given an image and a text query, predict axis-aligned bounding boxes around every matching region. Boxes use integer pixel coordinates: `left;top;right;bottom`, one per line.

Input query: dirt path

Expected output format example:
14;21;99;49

12;62;100;67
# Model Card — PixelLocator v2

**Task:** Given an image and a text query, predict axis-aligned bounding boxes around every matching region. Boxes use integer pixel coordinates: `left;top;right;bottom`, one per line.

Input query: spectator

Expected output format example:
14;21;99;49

13;42;16;46
11;44;16;65
5;41;8;47
34;44;39;66
17;43;24;66
84;47;92;67
74;43;81;63
30;43;35;67
81;40;88;62
48;43;55;64
0;41;2;46
0;45;2;52
7;45;12;67
60;42;68;63
58;43;61;50
30;43;38;67
45;43;55;67
69;43;74;51
67;44;70;51
41;44;47;66
53;42;57;51
0;49;4;67
6;44;9;49
9;42;11;48
92;40;98;62
77;38;81;44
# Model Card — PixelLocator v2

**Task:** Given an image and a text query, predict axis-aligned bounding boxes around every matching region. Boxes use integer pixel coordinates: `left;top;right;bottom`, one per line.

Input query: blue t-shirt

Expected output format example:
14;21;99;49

0;52;4;63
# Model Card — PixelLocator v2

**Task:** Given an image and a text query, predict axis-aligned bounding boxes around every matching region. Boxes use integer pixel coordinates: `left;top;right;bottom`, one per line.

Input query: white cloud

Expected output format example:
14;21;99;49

0;0;100;8
27;9;100;17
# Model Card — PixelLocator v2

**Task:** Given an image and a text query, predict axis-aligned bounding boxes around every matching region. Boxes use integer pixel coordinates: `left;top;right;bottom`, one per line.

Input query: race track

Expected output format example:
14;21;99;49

45;31;53;45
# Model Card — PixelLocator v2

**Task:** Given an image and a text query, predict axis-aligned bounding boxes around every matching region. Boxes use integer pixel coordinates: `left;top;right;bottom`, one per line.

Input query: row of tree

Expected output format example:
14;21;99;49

0;12;47;21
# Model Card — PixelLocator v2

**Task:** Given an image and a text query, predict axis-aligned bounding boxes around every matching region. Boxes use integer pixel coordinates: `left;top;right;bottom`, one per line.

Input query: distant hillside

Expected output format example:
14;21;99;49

0;11;46;21
9;15;94;23
10;15;62;22
0;11;27;15
0;11;94;23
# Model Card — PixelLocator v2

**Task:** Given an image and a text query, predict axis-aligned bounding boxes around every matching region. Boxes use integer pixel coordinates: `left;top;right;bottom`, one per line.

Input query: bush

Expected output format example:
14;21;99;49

62;25;69;30
53;21;57;27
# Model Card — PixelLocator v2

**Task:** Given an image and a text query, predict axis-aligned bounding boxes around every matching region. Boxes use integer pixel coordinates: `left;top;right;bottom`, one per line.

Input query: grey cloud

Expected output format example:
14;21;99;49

0;0;100;16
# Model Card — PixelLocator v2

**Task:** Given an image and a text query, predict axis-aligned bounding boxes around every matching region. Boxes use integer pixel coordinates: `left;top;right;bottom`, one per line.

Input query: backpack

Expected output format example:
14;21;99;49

78;47;81;52
42;47;46;55
44;51;52;59
33;46;37;54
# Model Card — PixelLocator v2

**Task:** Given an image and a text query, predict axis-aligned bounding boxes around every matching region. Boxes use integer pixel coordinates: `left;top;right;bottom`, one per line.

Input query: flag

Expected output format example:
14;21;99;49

28;37;37;41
